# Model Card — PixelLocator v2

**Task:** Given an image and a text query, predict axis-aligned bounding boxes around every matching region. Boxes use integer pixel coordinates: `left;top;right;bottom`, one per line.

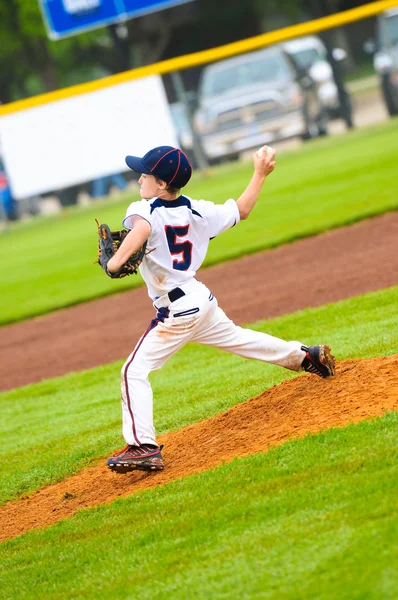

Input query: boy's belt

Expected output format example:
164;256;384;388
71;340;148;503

168;287;185;302
154;287;185;309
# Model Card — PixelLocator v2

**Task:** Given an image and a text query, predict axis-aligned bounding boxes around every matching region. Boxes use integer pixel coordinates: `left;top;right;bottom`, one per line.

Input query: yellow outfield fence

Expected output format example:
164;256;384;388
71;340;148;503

1;0;397;117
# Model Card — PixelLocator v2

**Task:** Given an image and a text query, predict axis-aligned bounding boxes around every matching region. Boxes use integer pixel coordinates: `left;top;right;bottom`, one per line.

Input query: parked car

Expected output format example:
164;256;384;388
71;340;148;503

42;172;127;207
168;100;203;168
169;101;194;156
367;8;398;115
193;45;328;163
283;35;348;119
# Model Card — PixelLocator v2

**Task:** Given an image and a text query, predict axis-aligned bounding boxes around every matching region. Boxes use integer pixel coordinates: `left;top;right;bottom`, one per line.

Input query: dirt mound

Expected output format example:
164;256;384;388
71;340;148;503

1;211;398;391
1;354;397;543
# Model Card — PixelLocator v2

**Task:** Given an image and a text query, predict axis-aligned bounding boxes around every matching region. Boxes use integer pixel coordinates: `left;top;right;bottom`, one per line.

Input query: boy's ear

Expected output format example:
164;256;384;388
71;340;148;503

158;179;168;190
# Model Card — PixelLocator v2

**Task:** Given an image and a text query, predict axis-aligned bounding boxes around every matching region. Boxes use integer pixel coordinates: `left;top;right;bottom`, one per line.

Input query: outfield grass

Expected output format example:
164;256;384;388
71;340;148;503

1;120;397;324
1;412;397;599
1;285;397;506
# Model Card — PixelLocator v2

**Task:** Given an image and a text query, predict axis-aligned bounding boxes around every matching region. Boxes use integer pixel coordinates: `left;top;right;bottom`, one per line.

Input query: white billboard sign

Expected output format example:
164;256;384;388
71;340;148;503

0;75;178;199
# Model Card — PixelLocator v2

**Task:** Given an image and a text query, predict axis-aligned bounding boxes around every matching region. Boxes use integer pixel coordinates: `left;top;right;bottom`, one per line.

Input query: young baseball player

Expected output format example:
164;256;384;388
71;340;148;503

105;145;335;473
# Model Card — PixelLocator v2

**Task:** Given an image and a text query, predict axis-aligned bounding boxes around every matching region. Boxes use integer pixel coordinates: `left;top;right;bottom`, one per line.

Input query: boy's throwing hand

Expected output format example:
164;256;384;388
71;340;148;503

253;145;276;178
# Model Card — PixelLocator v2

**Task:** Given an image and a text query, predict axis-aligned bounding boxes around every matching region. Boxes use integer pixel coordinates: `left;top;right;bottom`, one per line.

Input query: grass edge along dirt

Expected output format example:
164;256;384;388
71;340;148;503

0;285;397;505
1;412;397;600
1;119;398;325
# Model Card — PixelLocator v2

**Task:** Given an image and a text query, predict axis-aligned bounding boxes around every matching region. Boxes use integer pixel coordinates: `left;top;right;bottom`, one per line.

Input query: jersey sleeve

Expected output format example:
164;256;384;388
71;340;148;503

202;198;240;239
122;199;151;230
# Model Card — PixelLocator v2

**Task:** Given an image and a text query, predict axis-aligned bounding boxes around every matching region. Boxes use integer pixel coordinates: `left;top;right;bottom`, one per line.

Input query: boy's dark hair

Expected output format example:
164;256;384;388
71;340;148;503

155;176;180;195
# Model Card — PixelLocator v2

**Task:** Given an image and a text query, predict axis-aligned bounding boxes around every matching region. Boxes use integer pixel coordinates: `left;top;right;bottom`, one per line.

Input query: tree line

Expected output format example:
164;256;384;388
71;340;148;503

0;0;376;104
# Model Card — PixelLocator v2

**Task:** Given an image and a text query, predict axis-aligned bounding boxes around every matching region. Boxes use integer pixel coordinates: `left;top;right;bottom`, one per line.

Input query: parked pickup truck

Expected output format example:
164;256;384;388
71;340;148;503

193;45;328;163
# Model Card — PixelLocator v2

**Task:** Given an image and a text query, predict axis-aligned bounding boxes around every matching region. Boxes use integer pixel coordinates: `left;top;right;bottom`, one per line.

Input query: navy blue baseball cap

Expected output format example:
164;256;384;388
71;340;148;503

125;146;192;189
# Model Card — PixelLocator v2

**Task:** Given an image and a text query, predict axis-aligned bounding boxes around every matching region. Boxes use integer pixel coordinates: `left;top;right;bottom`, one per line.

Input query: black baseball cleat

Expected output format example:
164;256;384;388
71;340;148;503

107;444;164;474
301;345;336;378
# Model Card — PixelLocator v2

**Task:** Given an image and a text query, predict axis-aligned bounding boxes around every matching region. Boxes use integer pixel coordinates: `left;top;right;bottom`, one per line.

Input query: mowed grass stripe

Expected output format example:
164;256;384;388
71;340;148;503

1;413;397;599
0;285;397;505
1;119;398;325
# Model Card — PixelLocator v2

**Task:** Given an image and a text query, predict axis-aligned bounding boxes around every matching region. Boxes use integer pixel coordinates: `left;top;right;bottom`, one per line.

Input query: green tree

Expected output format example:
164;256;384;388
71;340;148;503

0;0;120;103
0;0;377;105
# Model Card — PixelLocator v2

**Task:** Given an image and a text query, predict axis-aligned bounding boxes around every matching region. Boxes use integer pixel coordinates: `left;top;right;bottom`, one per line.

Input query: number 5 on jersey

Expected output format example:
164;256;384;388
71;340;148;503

165;225;192;271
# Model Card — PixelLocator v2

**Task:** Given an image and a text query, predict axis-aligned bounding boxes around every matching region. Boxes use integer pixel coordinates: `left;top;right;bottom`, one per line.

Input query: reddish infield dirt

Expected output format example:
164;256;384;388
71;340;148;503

1;354;397;543
1;211;398;391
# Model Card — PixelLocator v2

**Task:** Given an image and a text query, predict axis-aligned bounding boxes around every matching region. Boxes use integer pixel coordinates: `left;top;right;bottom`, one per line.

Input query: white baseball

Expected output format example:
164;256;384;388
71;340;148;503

257;145;274;158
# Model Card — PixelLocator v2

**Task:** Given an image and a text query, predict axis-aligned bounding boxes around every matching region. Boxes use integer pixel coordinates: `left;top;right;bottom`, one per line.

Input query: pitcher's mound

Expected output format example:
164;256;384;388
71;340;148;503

1;354;397;543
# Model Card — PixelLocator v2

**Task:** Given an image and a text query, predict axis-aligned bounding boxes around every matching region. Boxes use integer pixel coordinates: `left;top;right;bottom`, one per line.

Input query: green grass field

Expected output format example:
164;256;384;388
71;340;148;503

1;413;397;599
1;120;397;324
1;118;397;598
1;285;397;505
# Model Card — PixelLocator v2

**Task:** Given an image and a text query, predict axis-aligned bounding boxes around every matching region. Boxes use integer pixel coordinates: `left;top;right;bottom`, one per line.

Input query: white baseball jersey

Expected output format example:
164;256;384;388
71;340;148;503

122;195;240;299
118;193;306;448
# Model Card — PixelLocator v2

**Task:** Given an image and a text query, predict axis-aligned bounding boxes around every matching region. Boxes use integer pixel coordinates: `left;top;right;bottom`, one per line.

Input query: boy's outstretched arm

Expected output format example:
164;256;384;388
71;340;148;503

236;146;276;220
107;217;151;274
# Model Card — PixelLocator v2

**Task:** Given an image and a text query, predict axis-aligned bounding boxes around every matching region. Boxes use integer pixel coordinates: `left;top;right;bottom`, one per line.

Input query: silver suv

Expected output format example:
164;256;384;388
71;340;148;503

193;45;327;162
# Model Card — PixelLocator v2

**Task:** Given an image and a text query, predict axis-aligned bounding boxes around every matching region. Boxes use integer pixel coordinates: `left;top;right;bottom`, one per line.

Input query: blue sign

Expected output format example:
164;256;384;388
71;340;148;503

39;0;194;40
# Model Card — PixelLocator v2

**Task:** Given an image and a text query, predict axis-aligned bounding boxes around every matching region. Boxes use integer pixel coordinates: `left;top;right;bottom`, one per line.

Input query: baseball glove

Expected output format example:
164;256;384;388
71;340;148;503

96;220;147;278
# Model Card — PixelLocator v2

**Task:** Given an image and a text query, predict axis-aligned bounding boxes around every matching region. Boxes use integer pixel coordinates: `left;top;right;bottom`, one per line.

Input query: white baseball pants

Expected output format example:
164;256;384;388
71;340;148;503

120;282;306;446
